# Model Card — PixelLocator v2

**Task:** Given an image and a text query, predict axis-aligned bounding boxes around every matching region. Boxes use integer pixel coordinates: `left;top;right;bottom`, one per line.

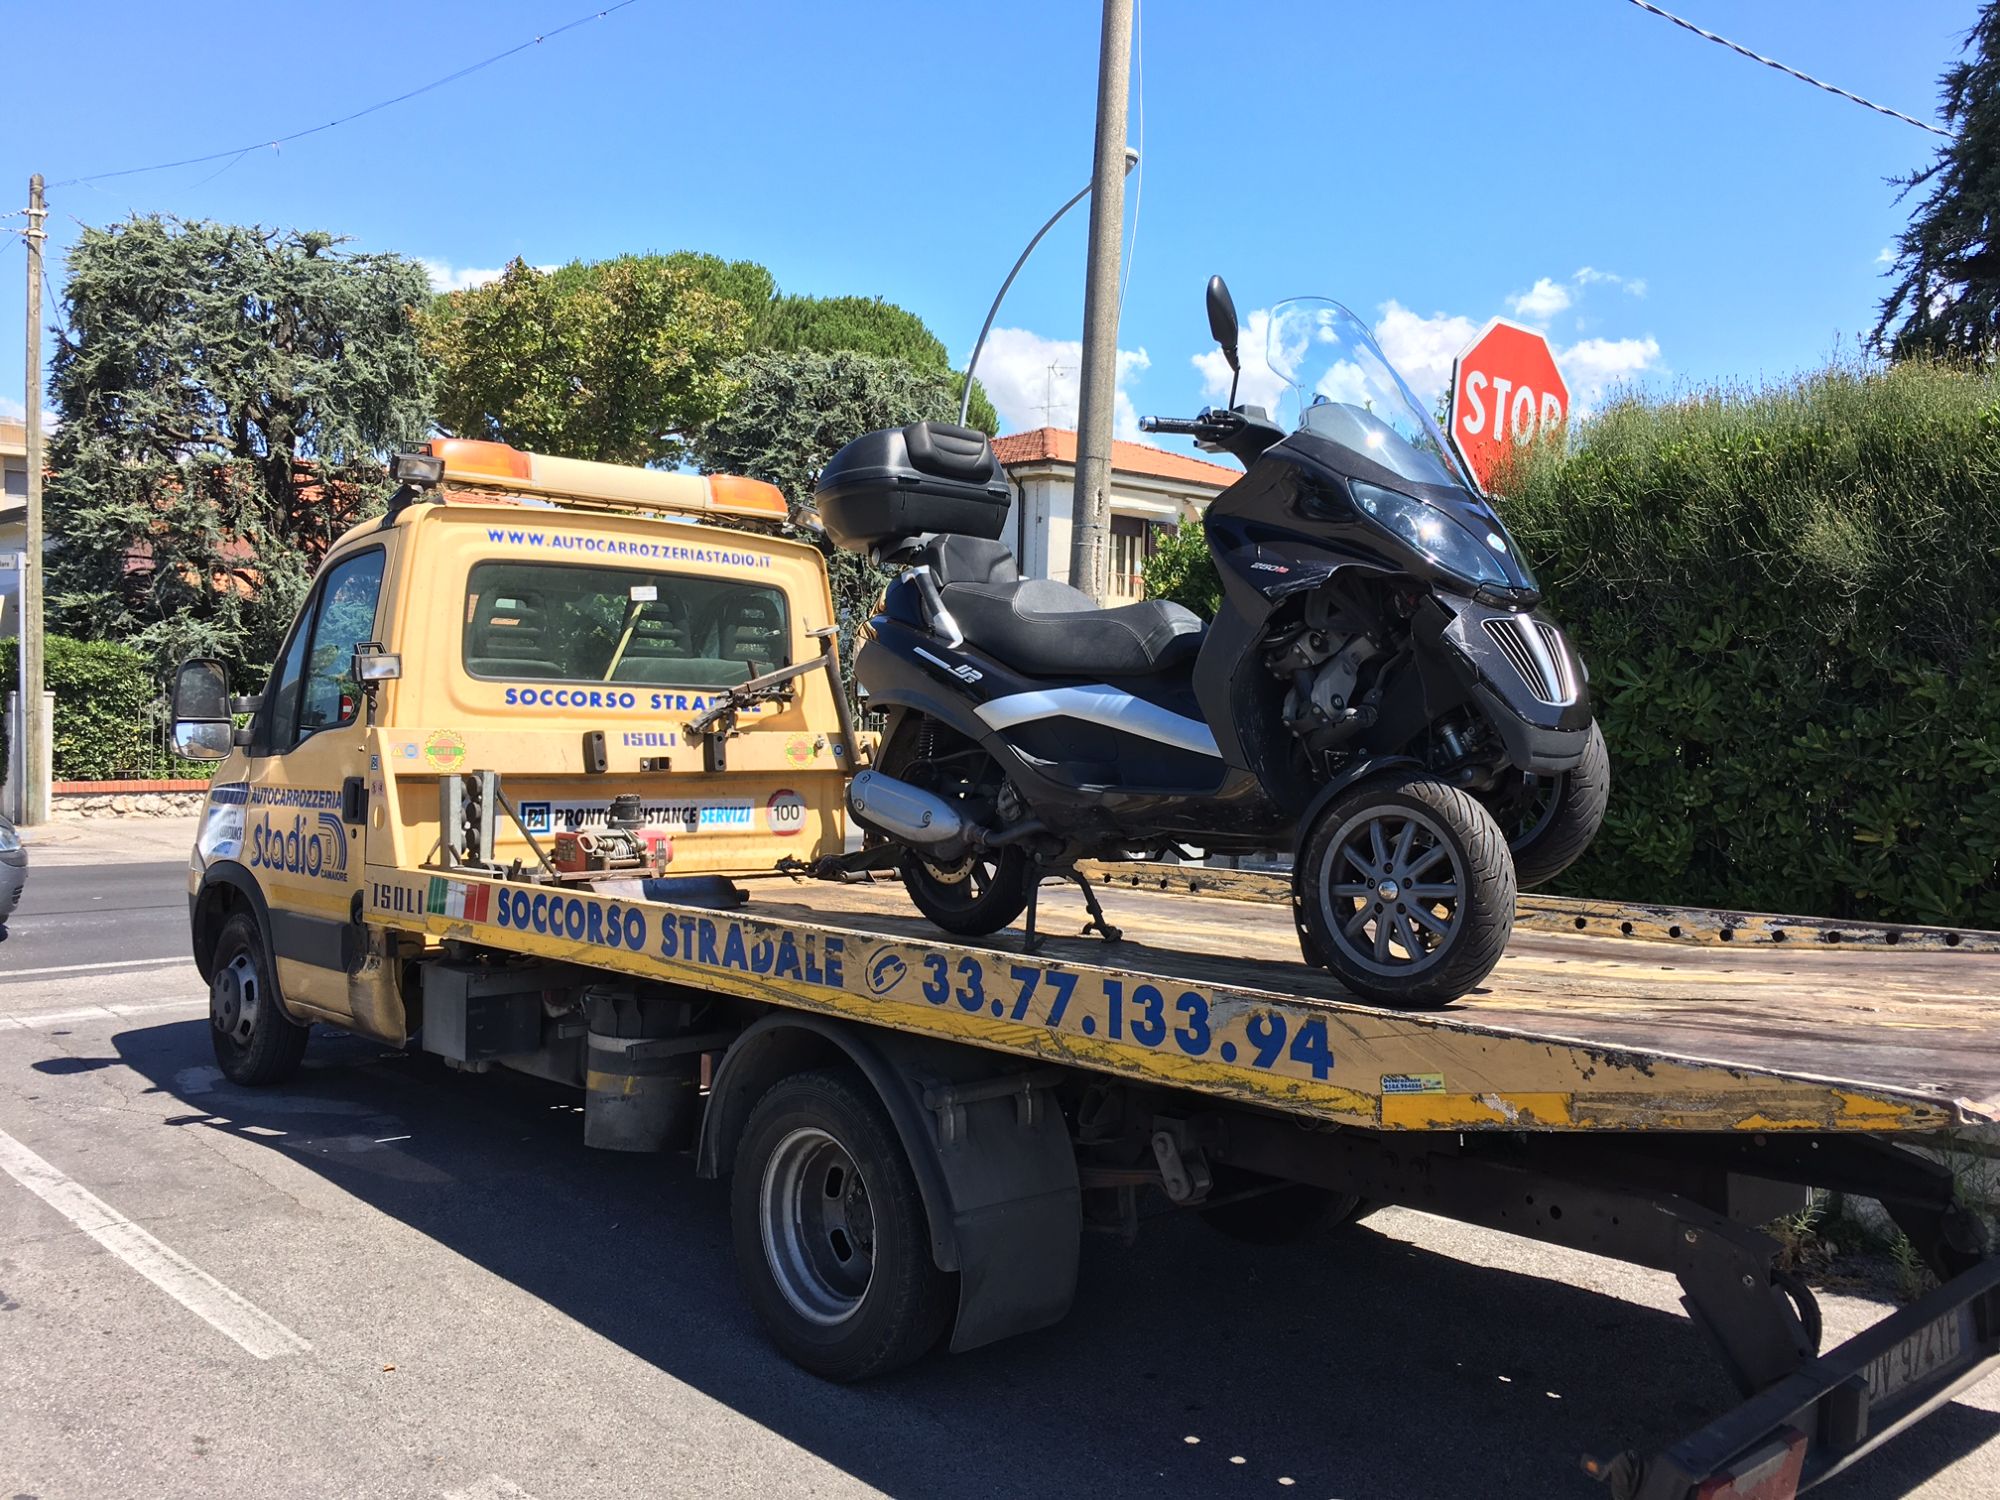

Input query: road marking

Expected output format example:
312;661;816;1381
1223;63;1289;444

0;956;197;980
0;997;205;1031
443;1478;540;1500
0;1127;312;1360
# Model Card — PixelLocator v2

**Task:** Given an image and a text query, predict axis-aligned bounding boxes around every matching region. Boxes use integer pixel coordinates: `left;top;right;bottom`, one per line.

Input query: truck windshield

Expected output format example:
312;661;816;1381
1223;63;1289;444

463;562;790;688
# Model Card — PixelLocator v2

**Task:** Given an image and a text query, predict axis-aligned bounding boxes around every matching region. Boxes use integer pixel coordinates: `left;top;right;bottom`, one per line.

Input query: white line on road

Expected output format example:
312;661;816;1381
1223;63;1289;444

0;997;205;1031
0;1126;312;1359
0;956;197;980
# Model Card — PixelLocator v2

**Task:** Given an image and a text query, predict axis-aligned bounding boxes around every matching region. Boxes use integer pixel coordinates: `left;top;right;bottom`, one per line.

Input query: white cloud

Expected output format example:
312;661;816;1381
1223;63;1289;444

1192;307;1292;418
1188;296;1659;429
0;394;57;429
421;258;556;293
1507;277;1572;323
1555;335;1662;413
1574;265;1646;298
1875;246;1896;266
1373;301;1480;408
975;327;1153;441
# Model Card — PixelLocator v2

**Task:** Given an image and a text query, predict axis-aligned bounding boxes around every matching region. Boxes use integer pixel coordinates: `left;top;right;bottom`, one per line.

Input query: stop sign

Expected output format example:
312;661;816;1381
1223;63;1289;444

1447;317;1568;494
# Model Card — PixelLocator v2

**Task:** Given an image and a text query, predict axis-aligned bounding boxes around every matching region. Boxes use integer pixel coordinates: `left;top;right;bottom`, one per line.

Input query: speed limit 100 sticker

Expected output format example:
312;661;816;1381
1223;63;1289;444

767;788;807;835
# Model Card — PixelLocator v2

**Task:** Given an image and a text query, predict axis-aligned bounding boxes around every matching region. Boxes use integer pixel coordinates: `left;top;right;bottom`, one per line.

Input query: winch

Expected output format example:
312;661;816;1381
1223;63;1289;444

551;793;674;877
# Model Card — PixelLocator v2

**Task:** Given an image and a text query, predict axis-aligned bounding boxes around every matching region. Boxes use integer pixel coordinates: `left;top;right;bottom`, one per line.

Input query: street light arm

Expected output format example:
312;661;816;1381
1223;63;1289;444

958;148;1138;429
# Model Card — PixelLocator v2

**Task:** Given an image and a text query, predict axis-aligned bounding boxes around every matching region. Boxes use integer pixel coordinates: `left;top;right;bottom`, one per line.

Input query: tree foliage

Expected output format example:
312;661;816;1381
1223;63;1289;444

0;635;180;780
1875;4;2000;357
46;217;432;679
1140;517;1221;617
691;350;961;662
1503;359;2000;926
421;254;751;466
753;292;996;433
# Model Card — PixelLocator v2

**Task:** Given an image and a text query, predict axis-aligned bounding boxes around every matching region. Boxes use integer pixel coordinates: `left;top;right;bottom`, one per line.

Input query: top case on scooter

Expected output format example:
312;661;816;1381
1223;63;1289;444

815;422;1012;551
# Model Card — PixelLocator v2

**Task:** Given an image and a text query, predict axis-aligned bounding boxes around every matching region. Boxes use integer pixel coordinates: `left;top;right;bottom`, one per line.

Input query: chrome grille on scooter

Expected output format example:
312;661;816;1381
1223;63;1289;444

1482;616;1579;706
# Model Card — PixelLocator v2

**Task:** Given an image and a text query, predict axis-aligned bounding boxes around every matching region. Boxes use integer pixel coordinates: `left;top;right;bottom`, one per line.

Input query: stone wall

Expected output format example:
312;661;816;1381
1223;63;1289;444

52;779;211;819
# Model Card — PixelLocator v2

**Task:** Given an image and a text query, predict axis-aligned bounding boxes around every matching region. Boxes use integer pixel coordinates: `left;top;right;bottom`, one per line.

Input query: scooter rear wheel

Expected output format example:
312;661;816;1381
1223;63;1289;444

901;847;1034;938
1296;773;1515;1010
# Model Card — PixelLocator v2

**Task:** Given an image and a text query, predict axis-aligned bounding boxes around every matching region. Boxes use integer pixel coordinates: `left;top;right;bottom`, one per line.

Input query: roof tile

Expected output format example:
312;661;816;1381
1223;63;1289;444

989;426;1237;489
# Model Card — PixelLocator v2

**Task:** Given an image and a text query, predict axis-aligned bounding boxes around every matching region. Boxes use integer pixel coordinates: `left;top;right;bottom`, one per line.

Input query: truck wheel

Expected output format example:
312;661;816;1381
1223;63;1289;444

1296;773;1515;1010
209;912;309;1086
1490;719;1611;889
731;1068;954;1381
1199;1172;1366;1246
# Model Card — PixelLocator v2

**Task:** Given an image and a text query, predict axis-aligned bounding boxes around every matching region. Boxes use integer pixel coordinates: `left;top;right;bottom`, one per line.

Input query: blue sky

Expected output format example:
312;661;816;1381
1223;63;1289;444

1;0;1980;451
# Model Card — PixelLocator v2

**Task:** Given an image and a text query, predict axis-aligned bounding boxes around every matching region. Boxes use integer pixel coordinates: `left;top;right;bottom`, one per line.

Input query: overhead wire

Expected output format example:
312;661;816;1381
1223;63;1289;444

1116;0;1143;326
1620;0;1953;137
48;0;644;188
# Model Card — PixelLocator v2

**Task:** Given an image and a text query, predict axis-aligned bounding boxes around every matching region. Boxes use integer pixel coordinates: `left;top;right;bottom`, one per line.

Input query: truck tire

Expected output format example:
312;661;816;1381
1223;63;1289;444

730;1067;955;1381
1296;772;1515;1010
209;912;309;1086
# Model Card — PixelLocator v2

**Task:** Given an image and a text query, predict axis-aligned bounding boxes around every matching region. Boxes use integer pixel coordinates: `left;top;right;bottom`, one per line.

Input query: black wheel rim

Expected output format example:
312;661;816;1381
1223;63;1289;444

917;852;1006;912
1318;806;1466;978
1495;772;1562;852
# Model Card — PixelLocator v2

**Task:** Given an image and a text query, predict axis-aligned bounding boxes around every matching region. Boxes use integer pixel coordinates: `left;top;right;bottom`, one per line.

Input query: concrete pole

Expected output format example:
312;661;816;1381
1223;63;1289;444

1066;0;1133;604
21;174;48;825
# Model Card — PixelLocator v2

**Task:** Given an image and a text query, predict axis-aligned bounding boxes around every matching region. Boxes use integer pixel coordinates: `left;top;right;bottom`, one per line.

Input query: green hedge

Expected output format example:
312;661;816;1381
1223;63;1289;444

1504;360;2000;927
0;634;161;780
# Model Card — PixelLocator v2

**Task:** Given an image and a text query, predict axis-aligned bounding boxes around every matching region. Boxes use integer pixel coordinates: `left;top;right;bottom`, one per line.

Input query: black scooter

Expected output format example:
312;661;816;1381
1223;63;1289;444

813;278;1604;1008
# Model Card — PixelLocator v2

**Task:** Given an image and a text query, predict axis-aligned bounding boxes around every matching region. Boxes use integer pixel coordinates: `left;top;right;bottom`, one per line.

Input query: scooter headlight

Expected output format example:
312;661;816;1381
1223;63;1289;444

1351;482;1512;589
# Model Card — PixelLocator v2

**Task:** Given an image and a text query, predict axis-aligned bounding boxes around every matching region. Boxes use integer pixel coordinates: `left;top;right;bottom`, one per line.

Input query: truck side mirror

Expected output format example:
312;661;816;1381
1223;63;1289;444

171;659;234;761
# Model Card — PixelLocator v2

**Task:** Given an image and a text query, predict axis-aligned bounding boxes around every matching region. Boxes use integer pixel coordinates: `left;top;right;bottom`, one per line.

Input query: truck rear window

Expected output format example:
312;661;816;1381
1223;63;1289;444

463;561;790;687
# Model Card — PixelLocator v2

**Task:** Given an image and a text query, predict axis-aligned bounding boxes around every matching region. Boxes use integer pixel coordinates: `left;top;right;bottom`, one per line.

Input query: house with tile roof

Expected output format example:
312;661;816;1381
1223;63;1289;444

988;427;1237;600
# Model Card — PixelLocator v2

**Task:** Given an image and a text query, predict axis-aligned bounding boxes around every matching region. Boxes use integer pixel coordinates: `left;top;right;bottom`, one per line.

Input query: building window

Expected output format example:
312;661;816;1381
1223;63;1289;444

1108;515;1167;601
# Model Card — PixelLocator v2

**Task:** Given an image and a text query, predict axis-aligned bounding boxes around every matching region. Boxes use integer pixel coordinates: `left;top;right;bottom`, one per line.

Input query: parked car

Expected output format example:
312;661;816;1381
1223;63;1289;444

0;815;22;939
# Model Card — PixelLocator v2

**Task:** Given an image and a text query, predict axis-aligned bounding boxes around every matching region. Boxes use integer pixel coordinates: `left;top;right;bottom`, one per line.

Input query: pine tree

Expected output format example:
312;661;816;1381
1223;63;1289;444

1875;5;2000;357
46;218;433;679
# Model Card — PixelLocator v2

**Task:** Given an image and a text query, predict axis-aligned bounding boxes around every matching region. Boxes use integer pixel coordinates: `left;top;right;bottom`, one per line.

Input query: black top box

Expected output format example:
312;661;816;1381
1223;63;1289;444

814;422;1012;552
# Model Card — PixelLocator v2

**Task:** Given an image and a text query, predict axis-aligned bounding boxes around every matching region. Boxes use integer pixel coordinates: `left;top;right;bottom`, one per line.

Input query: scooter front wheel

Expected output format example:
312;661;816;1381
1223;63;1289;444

901;846;1034;938
1296;774;1515;1010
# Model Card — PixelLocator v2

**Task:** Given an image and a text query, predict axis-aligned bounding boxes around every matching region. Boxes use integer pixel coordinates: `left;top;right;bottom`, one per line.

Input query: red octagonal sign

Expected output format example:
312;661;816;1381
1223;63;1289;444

1447;317;1568;494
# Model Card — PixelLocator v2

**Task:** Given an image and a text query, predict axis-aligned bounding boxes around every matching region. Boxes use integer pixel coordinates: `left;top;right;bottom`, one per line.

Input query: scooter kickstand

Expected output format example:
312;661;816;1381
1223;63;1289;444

1021;873;1044;954
1071;872;1123;943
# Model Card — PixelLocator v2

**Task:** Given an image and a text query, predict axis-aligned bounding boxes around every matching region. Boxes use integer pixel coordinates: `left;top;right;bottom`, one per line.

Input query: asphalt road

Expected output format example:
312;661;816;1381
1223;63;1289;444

1;858;190;973
1;861;1996;1499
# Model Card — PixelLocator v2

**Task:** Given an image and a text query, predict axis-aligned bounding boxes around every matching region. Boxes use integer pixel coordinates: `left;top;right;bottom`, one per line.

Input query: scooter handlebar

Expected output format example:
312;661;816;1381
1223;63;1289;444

1139;415;1212;437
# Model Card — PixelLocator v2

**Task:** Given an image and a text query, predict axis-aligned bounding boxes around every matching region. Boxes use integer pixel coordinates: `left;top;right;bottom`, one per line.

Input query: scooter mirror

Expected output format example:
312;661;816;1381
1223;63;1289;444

1206;275;1240;373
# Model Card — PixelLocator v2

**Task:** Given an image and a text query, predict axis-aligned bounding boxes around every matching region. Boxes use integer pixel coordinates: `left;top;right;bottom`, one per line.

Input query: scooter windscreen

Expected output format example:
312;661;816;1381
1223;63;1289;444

1266;298;1537;594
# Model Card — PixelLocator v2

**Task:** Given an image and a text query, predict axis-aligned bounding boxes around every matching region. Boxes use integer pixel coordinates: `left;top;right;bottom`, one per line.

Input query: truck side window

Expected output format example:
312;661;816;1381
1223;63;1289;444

294;549;387;743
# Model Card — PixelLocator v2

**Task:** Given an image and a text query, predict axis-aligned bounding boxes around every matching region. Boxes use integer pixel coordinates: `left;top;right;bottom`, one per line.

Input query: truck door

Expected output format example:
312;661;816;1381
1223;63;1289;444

241;543;389;1022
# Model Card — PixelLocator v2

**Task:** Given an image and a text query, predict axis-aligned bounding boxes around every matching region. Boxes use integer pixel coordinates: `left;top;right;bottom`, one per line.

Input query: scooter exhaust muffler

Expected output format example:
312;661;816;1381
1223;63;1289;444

847;769;973;859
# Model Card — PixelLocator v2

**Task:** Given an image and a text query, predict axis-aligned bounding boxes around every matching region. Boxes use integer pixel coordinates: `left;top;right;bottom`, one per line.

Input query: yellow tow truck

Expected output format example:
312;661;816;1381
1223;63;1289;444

170;436;2000;1500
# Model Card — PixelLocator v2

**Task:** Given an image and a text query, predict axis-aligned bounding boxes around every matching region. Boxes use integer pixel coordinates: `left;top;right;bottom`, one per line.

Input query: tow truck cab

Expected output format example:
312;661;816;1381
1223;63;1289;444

174;438;852;1046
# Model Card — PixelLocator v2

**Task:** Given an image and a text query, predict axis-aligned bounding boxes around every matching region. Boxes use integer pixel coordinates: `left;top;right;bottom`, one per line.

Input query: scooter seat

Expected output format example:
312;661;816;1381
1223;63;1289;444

926;536;1204;677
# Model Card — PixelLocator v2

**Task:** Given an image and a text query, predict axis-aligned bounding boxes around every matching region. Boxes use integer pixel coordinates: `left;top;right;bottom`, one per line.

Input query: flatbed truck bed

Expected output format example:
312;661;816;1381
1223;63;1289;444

336;853;2000;1498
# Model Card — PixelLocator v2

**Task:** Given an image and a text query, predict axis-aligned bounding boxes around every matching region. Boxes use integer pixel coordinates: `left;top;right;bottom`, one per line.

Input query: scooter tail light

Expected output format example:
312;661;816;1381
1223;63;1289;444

1693;1427;1806;1500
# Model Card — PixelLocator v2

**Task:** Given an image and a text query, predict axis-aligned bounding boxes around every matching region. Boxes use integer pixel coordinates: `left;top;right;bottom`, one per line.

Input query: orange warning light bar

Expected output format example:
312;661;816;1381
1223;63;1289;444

411;440;792;524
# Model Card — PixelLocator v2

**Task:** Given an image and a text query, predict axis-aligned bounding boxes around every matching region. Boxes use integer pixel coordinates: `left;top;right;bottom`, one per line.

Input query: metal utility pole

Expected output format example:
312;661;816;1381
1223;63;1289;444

20;174;48;825
1067;0;1133;602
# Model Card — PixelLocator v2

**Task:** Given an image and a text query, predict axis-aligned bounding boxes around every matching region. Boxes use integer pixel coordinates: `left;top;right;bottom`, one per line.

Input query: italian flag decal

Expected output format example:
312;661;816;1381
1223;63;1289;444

426;876;493;922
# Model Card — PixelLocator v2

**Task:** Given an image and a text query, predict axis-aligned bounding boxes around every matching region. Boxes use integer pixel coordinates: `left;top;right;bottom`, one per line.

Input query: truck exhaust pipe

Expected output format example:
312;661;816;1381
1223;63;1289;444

847;769;974;858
